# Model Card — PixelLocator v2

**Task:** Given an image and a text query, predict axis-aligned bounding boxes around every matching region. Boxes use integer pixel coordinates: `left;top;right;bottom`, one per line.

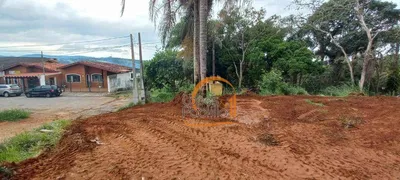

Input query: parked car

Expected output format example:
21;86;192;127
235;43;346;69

0;84;23;97
25;85;62;98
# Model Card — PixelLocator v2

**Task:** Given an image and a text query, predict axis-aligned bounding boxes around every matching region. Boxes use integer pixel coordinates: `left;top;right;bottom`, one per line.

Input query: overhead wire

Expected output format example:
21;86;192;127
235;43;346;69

0;35;130;49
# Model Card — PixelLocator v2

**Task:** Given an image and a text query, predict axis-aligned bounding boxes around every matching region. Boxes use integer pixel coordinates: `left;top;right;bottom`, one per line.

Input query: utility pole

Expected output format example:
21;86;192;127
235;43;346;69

41;51;46;85
130;34;139;104
138;32;146;102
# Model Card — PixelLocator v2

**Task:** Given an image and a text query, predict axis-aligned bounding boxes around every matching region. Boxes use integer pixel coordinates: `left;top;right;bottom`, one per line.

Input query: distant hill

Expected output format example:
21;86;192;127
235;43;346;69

20;54;141;69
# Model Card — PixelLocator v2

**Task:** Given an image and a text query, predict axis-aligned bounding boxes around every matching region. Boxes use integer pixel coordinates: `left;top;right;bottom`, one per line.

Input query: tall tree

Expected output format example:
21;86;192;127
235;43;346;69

355;0;400;91
121;0;241;83
193;0;200;83
199;0;208;81
294;0;400;91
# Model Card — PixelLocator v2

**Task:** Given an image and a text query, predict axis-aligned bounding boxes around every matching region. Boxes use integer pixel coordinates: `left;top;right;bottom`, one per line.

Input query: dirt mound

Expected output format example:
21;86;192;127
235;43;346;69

4;96;400;179
171;92;186;106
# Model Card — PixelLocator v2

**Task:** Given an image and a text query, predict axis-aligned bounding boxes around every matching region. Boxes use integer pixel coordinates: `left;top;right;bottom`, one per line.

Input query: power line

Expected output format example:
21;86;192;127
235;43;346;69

59;44;131;56
140;42;161;45
0;35;130;49
0;44;131;53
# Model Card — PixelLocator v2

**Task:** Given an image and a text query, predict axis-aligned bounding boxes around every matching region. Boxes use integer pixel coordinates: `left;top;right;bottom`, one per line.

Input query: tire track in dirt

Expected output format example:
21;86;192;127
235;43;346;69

5;96;400;179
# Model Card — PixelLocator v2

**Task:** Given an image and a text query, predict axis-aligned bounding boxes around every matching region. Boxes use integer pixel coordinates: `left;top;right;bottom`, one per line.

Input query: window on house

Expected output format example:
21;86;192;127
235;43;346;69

66;74;81;83
91;74;103;82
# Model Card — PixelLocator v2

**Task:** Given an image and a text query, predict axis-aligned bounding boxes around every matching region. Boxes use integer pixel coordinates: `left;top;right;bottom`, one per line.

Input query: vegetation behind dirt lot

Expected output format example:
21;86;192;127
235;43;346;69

0;120;70;163
0;109;30;122
139;0;400;97
107;91;133;99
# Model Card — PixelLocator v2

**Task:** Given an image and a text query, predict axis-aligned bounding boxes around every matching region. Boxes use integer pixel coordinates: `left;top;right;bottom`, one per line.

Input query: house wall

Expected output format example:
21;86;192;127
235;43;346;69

0;71;5;84
1;63;122;93
86;66;108;89
60;64;109;92
5;65;29;74
3;66;31;90
59;64;86;91
3;65;56;75
107;72;133;92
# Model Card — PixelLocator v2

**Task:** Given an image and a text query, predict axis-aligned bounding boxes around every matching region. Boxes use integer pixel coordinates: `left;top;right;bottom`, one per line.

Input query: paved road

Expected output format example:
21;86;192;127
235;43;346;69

0;94;131;142
0;95;117;111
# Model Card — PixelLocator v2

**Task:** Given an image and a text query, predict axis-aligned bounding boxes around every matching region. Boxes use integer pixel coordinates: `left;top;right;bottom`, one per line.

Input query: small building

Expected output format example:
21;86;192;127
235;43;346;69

0;59;64;91
58;61;132;92
0;57;138;93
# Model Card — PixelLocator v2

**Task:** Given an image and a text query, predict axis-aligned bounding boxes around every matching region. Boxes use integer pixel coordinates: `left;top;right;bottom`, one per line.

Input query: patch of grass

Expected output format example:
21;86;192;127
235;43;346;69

339;116;362;129
0;109;30;122
107;91;133;99
258;133;279;146
304;99;325;107
321;84;359;97
117;101;142;112
0;120;71;163
150;88;175;103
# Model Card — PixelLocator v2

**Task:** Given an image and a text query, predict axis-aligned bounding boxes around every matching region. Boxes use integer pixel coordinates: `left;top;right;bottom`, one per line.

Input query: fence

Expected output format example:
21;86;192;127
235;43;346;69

108;73;134;93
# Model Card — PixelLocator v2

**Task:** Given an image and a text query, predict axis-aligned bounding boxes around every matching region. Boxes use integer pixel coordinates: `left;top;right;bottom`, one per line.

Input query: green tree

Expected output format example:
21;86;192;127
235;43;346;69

294;0;400;92
145;50;190;92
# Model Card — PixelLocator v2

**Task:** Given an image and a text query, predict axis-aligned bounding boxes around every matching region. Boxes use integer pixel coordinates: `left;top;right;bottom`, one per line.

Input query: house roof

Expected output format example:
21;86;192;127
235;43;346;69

0;57;58;71
4;72;61;78
4;62;64;72
59;61;132;73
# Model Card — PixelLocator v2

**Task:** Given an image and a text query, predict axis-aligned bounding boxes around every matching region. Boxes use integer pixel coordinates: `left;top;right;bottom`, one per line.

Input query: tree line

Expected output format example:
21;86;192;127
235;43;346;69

121;0;400;97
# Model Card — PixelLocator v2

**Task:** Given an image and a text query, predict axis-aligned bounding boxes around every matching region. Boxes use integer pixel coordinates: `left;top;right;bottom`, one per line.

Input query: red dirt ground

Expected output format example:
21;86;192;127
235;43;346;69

2;95;400;179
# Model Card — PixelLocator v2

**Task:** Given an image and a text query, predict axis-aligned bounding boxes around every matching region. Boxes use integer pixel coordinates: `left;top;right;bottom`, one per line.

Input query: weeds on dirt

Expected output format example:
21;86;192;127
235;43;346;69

150;88;176;103
0;166;13;179
339;116;363;129
305;99;325;107
107;91;132;99
0;109;30;122
117;102;143;111
321;84;359;97
0;120;71;163
258;133;279;146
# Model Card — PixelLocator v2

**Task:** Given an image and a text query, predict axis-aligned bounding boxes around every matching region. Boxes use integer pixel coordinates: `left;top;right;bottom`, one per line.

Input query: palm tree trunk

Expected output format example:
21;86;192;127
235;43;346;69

212;42;215;76
193;0;200;84
199;0;208;81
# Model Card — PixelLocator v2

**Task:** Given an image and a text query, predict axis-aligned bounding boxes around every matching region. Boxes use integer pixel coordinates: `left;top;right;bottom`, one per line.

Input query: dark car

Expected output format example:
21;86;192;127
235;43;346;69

25;85;62;98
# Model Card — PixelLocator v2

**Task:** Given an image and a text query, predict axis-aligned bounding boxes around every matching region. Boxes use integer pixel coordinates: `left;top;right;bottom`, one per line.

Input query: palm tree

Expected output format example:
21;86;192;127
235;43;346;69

199;0;208;81
120;0;240;84
193;0;200;83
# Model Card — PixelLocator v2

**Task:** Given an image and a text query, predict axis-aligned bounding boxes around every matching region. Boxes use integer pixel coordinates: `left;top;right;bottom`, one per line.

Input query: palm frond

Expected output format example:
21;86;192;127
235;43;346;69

120;0;126;17
149;0;191;46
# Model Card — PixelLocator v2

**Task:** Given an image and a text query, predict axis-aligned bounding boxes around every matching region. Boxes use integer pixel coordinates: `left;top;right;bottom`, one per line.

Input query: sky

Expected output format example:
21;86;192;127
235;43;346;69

0;0;398;60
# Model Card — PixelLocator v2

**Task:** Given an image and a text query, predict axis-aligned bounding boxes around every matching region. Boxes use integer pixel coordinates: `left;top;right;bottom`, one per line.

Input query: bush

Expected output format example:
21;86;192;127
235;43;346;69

321;83;359;96
178;82;194;93
0;109;30;122
280;85;308;95
0;120;70;163
149;87;176;103
258;69;308;95
386;69;400;95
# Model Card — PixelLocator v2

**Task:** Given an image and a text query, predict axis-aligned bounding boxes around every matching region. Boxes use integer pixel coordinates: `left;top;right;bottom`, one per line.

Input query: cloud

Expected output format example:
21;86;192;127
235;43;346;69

0;0;160;60
0;0;6;7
